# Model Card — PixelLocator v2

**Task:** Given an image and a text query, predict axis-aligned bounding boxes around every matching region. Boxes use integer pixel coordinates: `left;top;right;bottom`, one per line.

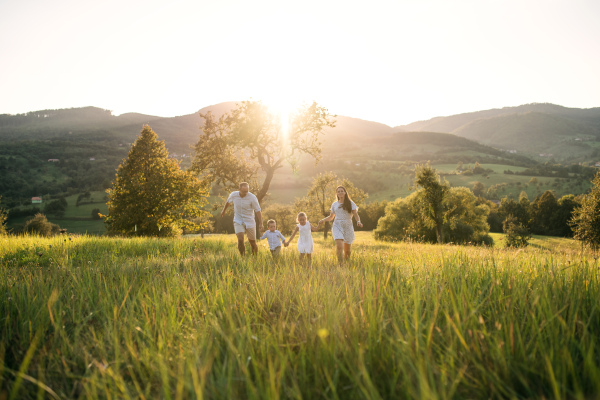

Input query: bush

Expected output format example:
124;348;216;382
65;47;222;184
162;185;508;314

23;213;60;237
503;215;531;247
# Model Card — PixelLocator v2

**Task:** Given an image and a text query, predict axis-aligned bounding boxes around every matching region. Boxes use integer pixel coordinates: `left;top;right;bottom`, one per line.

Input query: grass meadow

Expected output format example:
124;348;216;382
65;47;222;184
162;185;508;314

1;232;599;399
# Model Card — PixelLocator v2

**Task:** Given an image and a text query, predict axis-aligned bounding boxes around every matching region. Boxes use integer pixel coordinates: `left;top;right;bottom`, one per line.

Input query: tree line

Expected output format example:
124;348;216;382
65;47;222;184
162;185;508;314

6;99;600;251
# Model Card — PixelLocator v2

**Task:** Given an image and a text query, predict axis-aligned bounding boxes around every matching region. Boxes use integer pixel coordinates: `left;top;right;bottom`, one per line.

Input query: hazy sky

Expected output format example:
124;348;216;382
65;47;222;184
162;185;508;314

1;0;599;126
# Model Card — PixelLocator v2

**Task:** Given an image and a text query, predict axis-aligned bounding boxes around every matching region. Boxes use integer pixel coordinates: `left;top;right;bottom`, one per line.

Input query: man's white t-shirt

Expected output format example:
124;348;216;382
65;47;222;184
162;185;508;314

227;191;261;228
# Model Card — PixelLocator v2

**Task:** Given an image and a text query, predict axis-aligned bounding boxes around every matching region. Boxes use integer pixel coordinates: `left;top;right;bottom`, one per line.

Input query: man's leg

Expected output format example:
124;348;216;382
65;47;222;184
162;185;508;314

236;232;246;255
249;240;258;255
246;227;258;256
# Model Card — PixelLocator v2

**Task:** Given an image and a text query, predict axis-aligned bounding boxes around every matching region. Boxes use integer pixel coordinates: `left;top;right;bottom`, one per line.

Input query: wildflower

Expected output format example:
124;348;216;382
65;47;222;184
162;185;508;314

317;328;329;340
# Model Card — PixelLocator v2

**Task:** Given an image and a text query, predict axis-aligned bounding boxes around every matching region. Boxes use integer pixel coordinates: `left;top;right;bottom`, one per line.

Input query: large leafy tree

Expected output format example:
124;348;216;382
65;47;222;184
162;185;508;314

191;101;335;202
374;187;492;245
295;171;367;239
413;163;450;243
570;172;600;250
105;125;208;237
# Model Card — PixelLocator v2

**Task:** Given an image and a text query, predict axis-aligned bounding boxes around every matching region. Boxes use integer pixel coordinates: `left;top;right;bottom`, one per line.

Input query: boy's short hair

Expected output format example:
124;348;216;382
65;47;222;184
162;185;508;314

267;219;276;226
239;182;249;188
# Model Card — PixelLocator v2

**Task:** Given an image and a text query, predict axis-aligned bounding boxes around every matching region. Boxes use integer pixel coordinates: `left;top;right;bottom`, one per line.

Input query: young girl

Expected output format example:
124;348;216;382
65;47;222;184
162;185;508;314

285;212;319;263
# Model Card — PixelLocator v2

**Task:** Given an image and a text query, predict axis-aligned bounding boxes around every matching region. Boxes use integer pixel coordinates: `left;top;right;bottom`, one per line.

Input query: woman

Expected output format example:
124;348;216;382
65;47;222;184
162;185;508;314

319;186;363;263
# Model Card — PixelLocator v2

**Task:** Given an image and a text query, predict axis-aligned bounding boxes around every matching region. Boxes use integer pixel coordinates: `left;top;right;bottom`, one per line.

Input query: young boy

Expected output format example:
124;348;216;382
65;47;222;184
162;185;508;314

259;219;287;257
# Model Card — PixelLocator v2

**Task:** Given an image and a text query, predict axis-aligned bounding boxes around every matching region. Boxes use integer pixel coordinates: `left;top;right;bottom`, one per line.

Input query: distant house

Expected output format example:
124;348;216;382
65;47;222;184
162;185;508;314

595;162;600;168
89;157;96;161
48;158;59;162
32;197;42;204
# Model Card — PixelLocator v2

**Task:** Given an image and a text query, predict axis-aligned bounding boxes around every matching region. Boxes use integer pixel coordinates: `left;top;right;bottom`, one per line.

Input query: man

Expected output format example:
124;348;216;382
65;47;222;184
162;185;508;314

221;182;263;256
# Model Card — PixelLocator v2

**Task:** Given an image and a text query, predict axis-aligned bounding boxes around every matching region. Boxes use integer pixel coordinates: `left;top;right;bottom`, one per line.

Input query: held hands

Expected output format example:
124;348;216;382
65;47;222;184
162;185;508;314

357;221;363;228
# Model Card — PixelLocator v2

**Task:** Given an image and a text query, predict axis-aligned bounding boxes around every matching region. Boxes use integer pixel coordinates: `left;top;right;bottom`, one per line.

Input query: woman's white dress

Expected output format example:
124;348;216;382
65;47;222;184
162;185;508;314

296;222;314;254
331;201;358;244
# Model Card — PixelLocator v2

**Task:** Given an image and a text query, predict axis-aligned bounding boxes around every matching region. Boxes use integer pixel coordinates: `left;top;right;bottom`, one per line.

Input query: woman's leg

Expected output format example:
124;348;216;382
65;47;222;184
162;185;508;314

344;243;352;260
335;239;344;263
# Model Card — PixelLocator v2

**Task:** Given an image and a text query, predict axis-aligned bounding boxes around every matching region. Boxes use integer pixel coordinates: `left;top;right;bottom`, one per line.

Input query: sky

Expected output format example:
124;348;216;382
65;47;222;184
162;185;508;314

1;0;599;127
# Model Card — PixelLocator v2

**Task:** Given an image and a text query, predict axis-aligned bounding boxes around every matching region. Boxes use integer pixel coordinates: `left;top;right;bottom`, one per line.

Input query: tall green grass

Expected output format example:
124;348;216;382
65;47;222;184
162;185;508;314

1;233;599;399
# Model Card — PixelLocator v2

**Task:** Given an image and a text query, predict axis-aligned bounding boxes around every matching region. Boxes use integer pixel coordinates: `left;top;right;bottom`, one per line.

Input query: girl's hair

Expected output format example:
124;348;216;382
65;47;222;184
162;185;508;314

336;186;353;213
296;212;307;223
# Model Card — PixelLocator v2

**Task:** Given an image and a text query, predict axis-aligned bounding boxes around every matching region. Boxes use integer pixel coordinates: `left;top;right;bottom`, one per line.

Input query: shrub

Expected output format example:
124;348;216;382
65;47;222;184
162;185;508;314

503;215;531;247
23;213;60;237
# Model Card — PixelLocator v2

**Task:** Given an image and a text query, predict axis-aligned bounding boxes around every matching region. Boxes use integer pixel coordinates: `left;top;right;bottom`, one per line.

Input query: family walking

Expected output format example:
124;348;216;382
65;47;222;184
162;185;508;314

221;182;363;263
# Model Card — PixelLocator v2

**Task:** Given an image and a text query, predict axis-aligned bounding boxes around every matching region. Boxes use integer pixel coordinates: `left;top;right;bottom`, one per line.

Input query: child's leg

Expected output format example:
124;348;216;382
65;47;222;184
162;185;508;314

271;246;281;258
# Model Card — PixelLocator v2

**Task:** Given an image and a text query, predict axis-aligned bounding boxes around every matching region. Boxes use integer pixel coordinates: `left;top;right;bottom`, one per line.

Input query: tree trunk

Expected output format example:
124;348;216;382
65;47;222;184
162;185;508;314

256;167;275;203
436;223;443;244
323;221;330;240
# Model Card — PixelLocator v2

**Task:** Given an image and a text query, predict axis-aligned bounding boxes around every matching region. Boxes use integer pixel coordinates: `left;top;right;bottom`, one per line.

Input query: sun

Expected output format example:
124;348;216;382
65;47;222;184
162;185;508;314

261;95;307;143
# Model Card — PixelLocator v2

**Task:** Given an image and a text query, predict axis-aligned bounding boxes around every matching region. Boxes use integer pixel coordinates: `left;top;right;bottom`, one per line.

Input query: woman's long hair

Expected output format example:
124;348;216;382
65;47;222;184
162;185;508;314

336;186;353;213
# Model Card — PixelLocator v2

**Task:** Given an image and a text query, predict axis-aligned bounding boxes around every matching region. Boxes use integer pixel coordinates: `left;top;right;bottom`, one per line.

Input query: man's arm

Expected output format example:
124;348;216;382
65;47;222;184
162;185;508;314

220;201;230;218
255;211;263;234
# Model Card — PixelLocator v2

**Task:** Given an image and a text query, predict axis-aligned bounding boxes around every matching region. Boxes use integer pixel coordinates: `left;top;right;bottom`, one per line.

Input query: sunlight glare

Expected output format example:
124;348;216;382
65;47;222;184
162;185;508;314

262;95;305;145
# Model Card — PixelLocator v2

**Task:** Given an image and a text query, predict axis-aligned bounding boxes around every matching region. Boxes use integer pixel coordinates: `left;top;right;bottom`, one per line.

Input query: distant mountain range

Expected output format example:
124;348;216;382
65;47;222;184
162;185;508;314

398;103;600;161
1;102;599;162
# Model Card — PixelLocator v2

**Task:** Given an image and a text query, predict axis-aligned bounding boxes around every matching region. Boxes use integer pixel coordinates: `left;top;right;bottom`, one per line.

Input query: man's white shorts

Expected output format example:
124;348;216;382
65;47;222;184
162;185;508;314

233;222;256;240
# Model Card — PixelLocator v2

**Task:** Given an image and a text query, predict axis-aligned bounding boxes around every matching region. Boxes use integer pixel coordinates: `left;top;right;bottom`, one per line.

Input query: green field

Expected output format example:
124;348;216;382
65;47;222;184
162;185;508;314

1;232;599;399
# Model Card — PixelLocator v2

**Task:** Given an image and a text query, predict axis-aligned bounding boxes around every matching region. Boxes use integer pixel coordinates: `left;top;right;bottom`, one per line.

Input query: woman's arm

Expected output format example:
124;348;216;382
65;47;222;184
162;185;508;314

352;209;363;228
319;211;335;226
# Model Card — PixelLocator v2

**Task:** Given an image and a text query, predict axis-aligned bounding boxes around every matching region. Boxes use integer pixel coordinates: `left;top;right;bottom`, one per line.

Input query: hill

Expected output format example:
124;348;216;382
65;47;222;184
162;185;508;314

399;103;600;161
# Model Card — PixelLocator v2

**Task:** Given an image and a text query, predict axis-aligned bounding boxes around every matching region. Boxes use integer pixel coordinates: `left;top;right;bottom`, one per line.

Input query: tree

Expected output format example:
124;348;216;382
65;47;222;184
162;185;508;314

191;101;335;203
554;194;579;237
44;197;67;217
570;172;600;250
0;196;7;235
374;187;492;245
530;190;559;235
296;172;367;239
413;163;450;243
472;181;485;198
23;213;60;236
503;215;531;247
91;208;101;220
360;201;388;231
262;203;297;235
104;125;209;237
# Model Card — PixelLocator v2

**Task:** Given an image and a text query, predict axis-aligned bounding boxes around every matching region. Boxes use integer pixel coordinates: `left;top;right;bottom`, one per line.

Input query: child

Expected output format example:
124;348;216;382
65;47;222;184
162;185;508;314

259;219;287;257
285;212;320;263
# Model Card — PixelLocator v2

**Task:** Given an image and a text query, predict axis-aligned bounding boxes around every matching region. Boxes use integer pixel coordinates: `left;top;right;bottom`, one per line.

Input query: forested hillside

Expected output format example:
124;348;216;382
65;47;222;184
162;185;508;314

399;103;600;161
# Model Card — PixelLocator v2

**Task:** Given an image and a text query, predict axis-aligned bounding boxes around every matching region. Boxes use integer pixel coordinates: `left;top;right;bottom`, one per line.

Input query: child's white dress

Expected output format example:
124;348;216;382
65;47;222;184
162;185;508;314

296;222;314;254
